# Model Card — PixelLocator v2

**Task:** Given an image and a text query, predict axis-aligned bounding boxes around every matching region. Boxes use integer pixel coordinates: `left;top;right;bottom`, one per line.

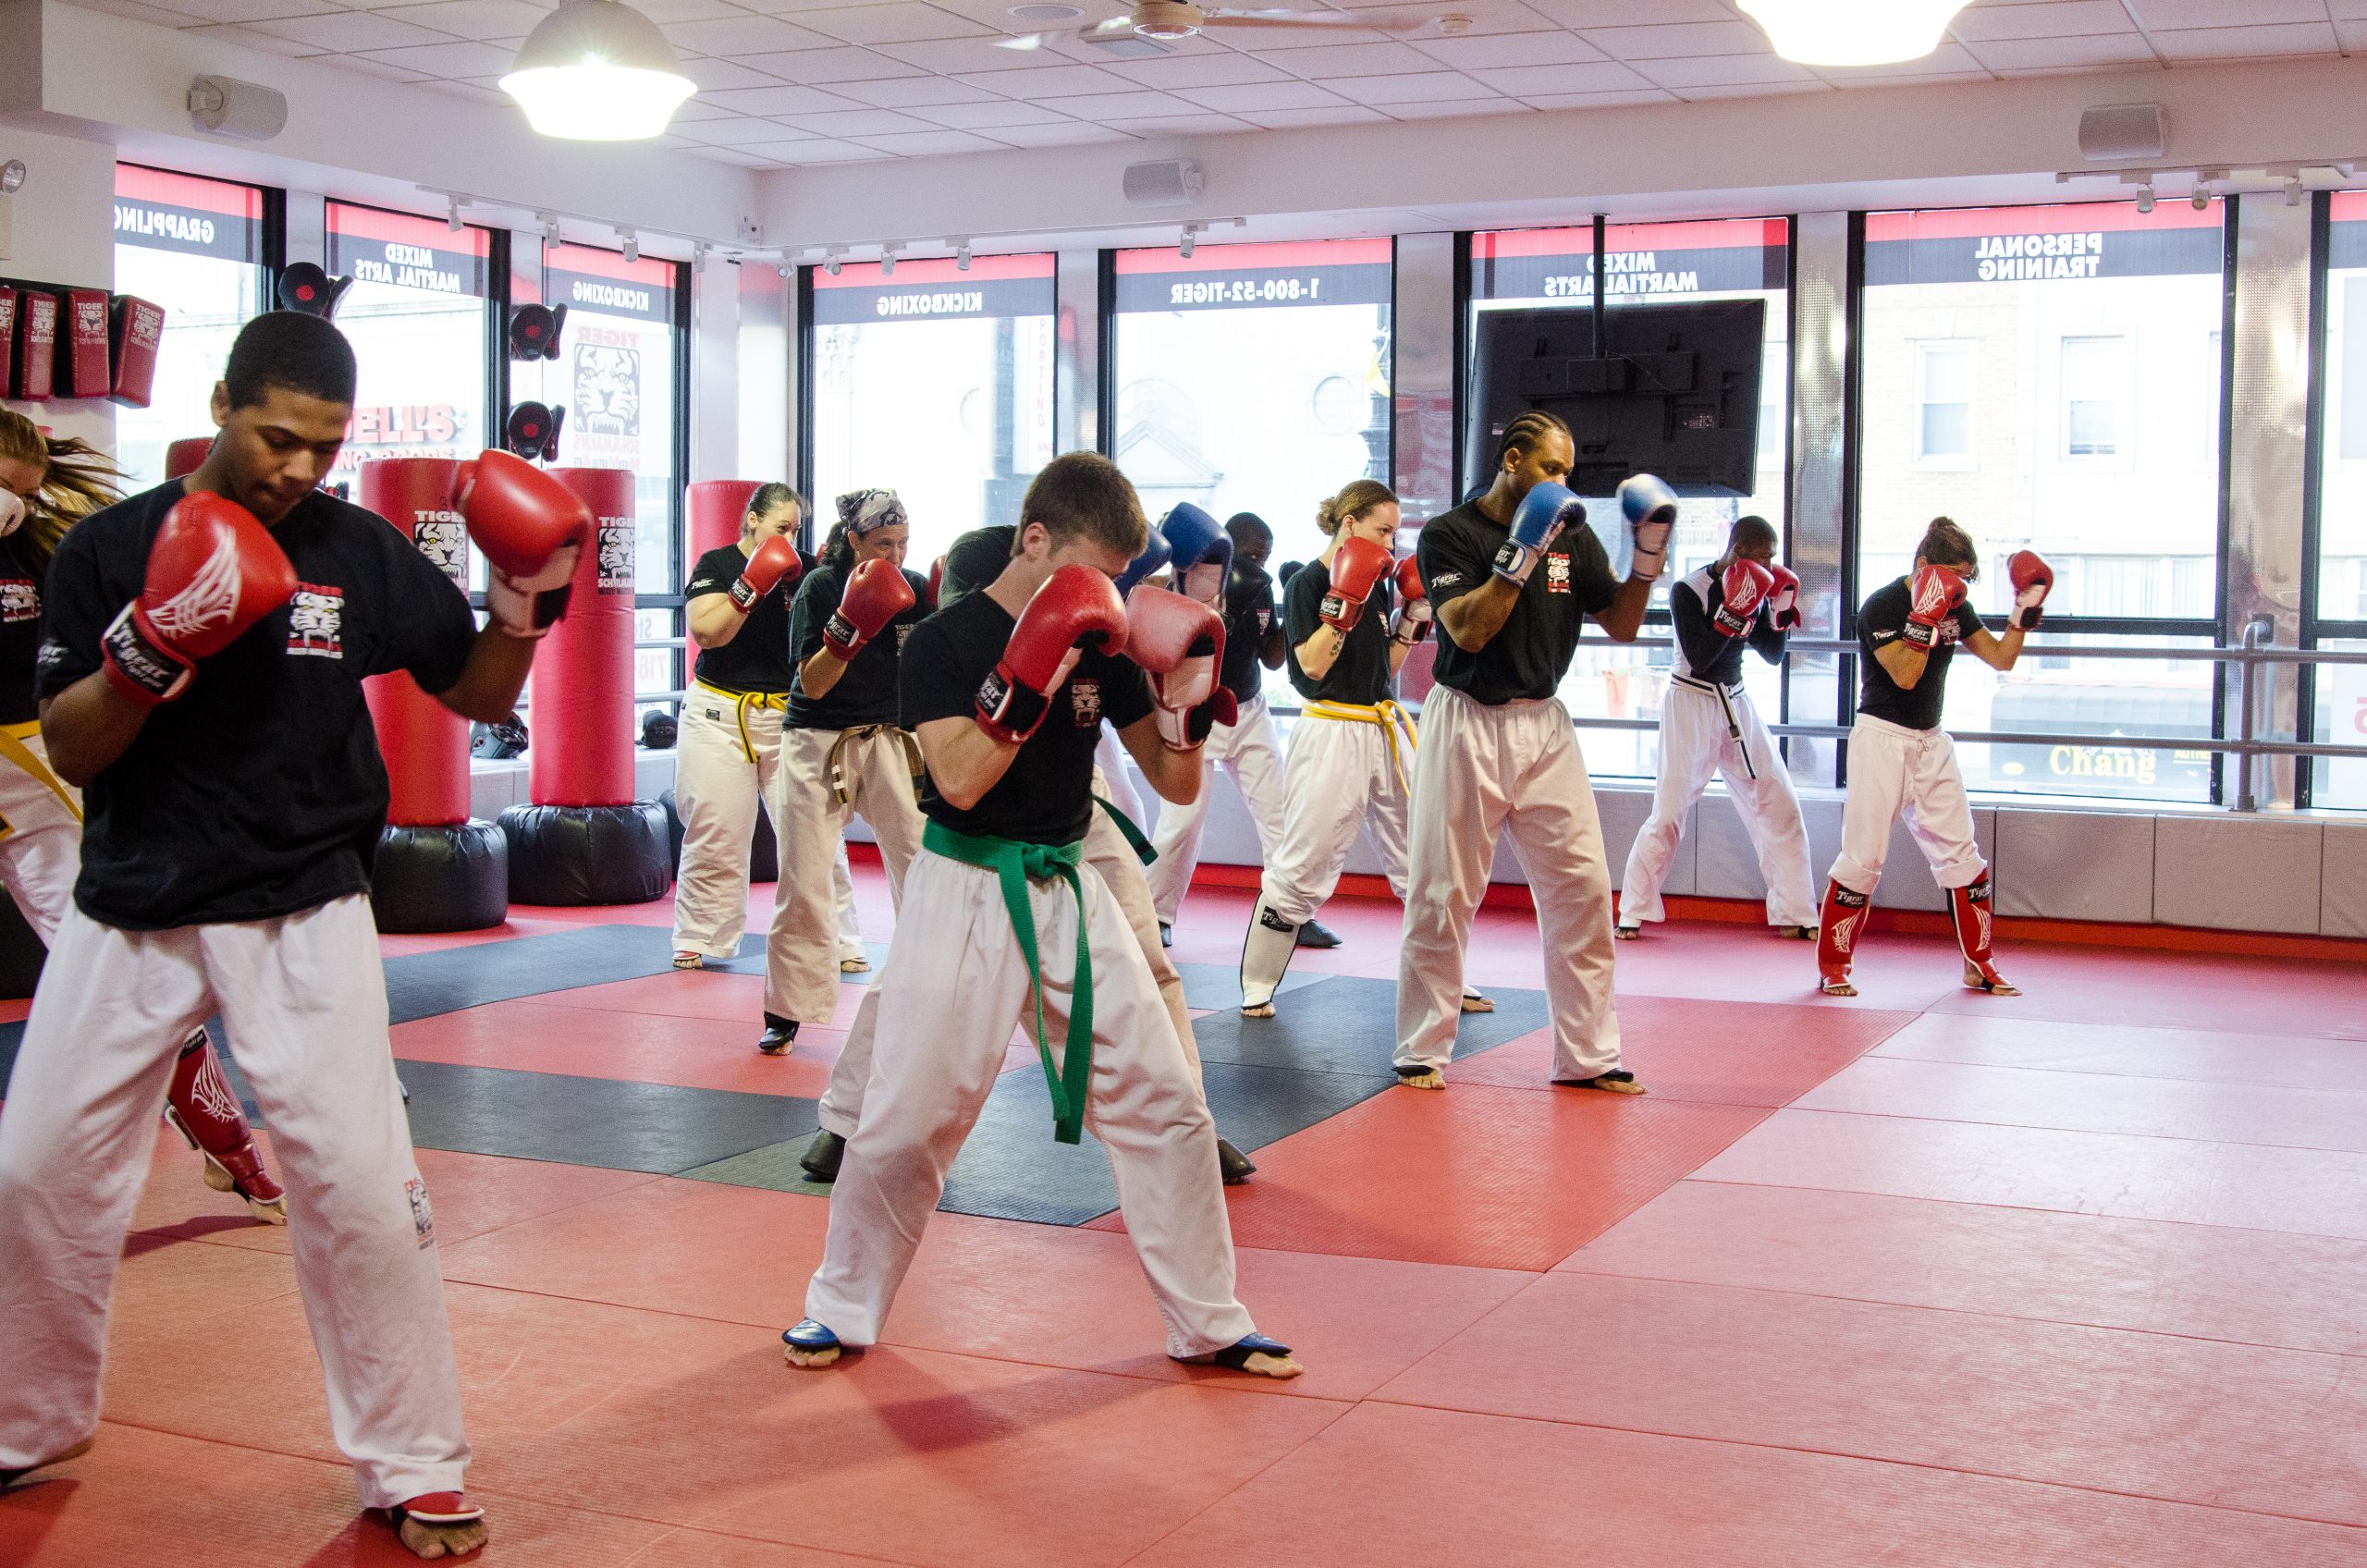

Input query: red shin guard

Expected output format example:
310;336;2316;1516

1817;880;1870;987
166;1029;286;1219
1949;875;2011;992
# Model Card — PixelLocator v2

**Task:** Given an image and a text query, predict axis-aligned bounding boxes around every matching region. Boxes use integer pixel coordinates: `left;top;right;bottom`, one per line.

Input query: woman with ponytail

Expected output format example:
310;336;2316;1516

0;410;284;1219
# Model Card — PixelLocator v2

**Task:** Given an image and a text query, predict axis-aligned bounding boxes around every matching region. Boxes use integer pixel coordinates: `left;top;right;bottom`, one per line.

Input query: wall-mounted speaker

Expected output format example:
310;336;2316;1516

1122;159;1204;208
2079;103;2166;164
188;75;288;141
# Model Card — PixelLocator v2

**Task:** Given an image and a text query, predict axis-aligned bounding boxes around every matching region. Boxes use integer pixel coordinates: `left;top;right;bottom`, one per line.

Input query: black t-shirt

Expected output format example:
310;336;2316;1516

0;533;48;726
785;559;930;730
1856;576;1986;731
1282;556;1394;705
686;542;795;694
1417;498;1620;704
1671;565;1785;687
941;525;1016;611
39;482;478;929
899;585;1153;846
1220;562;1274;703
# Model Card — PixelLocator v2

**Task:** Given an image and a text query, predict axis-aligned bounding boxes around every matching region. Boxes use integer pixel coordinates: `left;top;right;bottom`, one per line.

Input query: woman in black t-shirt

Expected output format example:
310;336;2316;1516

0;410;283;1220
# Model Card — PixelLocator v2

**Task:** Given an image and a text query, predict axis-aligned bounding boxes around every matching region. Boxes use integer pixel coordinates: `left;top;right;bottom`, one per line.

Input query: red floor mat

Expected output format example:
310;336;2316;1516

1450;997;1916;1106
1874;1011;2367;1093
1561;1180;2367;1358
1377;1271;2367;1525
1128;1400;2367;1568
393;998;852;1098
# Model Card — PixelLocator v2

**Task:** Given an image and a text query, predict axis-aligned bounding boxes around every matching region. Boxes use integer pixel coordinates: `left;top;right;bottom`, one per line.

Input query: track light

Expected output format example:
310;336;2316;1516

823;248;843;276
448;196;464;232
2191;184;2211;211
620;229;639;263
2135;182;2154;214
955;239;972;271
1180;222;1201;260
879;242;901;277
2287;176;2304;208
539;211;562;250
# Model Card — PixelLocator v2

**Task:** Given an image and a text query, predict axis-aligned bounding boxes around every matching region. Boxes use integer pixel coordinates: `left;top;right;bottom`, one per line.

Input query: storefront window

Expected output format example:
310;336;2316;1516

2312;194;2367;807
1857;201;2225;802
808;254;1056;571
325;202;492;491
111;165;270;487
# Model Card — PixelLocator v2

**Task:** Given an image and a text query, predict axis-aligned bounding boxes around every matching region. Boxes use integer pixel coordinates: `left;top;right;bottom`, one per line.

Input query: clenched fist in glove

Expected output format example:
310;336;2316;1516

975;565;1126;745
1904;563;1969;652
824;557;915;660
1495;482;1584;587
1318;535;1393;633
1713;558;1774;637
102;492;298;705
2007;549;2054;631
730;534;802;614
1765;564;1802;632
454;449;593;640
1616;473;1677;582
1390;553;1431;647
1128;583;1235;751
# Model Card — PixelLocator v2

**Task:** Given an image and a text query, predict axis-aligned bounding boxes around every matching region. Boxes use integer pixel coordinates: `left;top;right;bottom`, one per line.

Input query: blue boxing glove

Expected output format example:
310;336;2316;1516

1163;502;1233;606
1494;481;1584;587
1115;526;1172;596
1616;472;1677;582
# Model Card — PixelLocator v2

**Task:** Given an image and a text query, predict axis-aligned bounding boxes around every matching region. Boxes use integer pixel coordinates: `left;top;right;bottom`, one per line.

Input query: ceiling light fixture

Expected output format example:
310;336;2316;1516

2135;182;2155;214
501;0;696;141
0;160;24;195
2287;176;2304;208
824;248;844;277
879;242;902;276
1180;222;1200;260
619;228;640;263
955;239;973;270
447;196;464;232
2192;184;2211;211
541;213;564;250
1735;0;1968;67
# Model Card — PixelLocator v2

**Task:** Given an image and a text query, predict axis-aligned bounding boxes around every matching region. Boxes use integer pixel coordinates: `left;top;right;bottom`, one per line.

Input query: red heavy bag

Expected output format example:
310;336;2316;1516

360;459;470;827
687;479;764;563
531;466;637;808
164;436;213;479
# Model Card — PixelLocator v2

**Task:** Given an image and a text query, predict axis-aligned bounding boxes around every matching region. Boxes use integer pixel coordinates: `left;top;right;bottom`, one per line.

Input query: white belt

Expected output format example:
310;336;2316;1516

1670;673;1756;780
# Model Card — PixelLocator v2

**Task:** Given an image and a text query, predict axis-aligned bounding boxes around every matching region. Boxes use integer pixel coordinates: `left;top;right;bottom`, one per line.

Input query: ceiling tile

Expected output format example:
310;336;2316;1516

2127;0;2329;26
772;106;943;133
350;37;515;71
950;62;1137;94
1959;31;2162;69
1827;67;1994;89
333;54;431;80
683;146;779;166
418;78;514;104
1171;79;1350;111
1519;0;1735;24
1519;86;1677;107
680;55;791;88
737;46;921;81
1578;18;1774;59
828;73;1007;104
1810;41;1992;80
1416;31;1608;69
664;13;837;54
1232;104;1392;128
1318;69;1498;101
1467;58;1657;93
631;0;749;20
1103;53;1294;89
1379;95;1535;118
795;3;993;44
1639;53;1819;88
71;0;199;22
1947;1;2139;43
1250;40;1436;77
182;18;329;49
981;120;1139;145
666;96;744;120
704;81;868;112
1099;113;1251;134
1675;79;1832;100
2339;18;2367;49
1044;89;1203;120
877;35;1052;71
766;139;896;162
848;127;1012;153
251;8;452;47
670;114;822;145
908;98;1080;127
148;0;344;24
2151;21;2340;59
373;0;546;42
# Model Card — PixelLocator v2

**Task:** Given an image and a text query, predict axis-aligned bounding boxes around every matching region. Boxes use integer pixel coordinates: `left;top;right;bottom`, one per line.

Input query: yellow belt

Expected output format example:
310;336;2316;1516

1301;699;1418;795
824;723;925;805
696;679;787;764
0;718;80;839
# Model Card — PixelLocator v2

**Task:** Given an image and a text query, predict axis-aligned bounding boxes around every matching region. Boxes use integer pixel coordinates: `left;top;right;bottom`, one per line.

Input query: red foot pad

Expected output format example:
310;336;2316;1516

165;1029;285;1218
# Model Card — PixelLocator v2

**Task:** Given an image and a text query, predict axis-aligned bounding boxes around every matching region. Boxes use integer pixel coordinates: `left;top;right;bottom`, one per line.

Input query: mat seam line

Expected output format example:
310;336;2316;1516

1674;1171;2367;1244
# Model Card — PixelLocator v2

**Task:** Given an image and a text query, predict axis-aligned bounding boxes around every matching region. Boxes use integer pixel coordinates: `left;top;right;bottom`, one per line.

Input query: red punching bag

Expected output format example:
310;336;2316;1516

532;466;637;808
687;479;763;562
164;436;213;479
359;459;470;827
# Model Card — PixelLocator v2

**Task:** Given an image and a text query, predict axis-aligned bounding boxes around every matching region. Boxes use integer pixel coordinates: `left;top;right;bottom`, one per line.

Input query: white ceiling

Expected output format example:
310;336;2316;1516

72;0;2367;168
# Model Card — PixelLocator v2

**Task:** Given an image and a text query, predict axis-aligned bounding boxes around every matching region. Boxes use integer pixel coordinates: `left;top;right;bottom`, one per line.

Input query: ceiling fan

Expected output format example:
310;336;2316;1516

998;2;1472;51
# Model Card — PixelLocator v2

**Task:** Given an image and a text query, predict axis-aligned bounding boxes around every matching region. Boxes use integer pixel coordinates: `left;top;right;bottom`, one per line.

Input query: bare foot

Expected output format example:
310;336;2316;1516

1965;963;2021;997
1459;989;1495;1013
782;1341;841;1367
782;1320;844;1367
840;957;870;974
1820;975;1858;998
671;951;703;971
1181;1333;1305;1379
1394;1066;1444;1090
392;1496;487;1560
1240;1002;1275;1019
1613;925;1640;941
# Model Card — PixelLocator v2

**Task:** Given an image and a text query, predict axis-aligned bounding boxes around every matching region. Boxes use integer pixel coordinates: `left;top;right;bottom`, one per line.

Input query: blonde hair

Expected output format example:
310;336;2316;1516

0;410;125;569
1315;478;1397;538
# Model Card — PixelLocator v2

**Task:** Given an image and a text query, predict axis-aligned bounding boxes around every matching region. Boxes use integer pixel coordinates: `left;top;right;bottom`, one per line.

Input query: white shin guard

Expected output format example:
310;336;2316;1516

1238;895;1299;1011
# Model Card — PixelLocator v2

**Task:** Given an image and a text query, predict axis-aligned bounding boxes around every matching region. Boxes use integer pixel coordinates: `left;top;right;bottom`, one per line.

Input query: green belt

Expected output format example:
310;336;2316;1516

923;818;1095;1145
1092;794;1155;866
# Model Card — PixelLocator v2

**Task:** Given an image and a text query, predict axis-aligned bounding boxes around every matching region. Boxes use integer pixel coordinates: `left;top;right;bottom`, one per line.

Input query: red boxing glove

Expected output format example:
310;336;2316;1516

1128;583;1231;750
1318;536;1392;633
1765;564;1802;631
975;565;1126;744
1390;553;1431;646
926;554;946;610
1714;558;1774;636
2007;549;2054;631
825;557;915;659
730;534;801;614
454;449;592;639
102;492;298;705
1903;563;1968;652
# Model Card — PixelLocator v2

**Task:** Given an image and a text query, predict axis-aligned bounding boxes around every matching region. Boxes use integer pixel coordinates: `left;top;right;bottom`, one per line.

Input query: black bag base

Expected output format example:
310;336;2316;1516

372;821;510;934
499;802;672;907
656;787;778;883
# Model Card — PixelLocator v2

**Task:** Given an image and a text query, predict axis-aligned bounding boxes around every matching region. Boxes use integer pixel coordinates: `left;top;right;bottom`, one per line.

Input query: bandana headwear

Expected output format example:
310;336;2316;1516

836;487;908;535
0;491;22;539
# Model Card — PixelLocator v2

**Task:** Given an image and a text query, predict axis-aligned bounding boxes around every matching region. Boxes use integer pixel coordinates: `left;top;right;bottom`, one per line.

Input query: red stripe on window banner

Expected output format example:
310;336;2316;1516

113;163;264;222
1112;237;1393;275
2332;190;2367;224
327;201;492;257
813;252;1054;288
1473;217;1789;260
547;241;678;289
1865;199;2222;242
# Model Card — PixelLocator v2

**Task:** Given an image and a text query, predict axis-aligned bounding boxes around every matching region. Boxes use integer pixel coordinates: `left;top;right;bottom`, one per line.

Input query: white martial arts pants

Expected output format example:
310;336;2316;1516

1829;714;1987;896
817;779;1203;1140
1619;679;1817;928
0;895;468;1506
671;692;865;964
1144;694;1286;926
802;845;1255;1358
0;724;86;940
1260;703;1413;926
765;726;925;1026
1394;687;1622;1080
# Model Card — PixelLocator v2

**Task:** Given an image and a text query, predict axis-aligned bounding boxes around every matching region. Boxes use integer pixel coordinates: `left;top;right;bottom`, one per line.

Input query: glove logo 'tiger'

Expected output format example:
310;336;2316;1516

145;535;243;640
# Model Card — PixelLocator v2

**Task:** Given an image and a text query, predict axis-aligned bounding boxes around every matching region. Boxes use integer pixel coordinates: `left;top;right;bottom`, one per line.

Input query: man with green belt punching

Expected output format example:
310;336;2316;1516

782;453;1298;1378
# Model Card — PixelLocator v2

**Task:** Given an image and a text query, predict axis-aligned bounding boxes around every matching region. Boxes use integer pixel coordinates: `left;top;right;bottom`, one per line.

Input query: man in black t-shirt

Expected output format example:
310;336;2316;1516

1393;410;1661;1092
0;313;586;1560
784;454;1295;1378
1143;512;1289;943
1616;515;1817;940
1818;517;2049;998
